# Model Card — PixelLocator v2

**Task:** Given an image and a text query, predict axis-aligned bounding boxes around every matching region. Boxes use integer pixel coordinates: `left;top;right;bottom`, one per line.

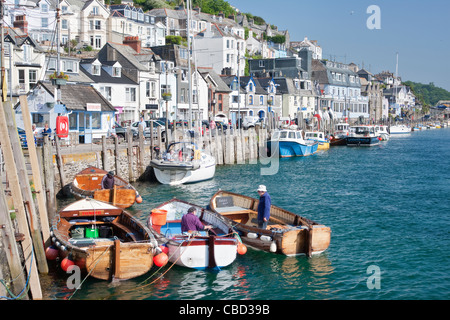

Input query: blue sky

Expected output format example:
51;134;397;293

226;0;450;91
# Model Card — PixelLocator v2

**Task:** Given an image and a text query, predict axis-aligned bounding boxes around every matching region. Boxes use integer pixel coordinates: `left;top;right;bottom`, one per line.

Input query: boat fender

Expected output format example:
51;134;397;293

237;243;247;255
270;241;277;253
153;252;168;267
260;235;272;242
247;232;257;239
135;194;143;203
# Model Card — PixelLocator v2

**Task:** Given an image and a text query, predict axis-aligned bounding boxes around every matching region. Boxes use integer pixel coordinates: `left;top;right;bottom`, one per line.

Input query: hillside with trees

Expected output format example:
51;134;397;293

403;81;450;107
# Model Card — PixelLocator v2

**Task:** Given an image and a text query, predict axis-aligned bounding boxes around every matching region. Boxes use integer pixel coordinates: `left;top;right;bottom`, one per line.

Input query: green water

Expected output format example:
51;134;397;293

42;128;450;301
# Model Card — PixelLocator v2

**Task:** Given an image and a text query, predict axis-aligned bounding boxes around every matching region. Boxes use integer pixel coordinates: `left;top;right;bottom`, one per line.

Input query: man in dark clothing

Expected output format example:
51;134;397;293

181;207;212;235
101;171;115;189
257;185;271;229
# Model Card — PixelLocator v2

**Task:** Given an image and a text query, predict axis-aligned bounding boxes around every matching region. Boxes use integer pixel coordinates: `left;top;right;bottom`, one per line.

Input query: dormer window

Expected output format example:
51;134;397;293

41;3;48;13
92;64;101;76
112;67;121;77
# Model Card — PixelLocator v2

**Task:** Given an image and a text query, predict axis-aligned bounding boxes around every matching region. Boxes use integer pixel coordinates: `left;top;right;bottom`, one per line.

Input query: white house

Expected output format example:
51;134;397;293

194;23;245;77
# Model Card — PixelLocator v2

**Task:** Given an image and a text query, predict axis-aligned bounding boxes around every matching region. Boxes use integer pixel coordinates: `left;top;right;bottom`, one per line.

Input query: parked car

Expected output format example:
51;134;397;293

113;122;127;139
130;120;166;140
18;128;28;148
243;116;265;129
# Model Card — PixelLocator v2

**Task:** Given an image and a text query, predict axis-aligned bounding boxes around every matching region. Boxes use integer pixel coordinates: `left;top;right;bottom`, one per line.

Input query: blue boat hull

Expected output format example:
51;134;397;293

346;136;380;147
268;141;318;157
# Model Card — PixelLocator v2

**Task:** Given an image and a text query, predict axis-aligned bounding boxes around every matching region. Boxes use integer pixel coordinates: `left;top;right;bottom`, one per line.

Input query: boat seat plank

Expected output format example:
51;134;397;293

111;221;137;241
215;206;249;213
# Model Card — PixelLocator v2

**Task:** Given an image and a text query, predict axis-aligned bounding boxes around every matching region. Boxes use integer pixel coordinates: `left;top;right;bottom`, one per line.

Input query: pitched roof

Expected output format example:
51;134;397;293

39;81;115;112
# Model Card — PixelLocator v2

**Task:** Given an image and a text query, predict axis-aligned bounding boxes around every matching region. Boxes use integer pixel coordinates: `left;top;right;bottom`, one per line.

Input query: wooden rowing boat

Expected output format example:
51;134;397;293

147;198;240;270
209;190;331;256
69;167;140;209
50;198;157;281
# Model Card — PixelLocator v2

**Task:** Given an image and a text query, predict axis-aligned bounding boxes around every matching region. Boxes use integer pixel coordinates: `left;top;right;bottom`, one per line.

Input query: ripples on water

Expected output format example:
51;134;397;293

44;129;450;300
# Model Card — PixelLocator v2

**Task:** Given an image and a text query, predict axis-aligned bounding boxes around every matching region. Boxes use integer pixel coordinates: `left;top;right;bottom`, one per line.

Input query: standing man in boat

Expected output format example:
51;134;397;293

181;207;212;236
257;185;271;229
101;171;115;189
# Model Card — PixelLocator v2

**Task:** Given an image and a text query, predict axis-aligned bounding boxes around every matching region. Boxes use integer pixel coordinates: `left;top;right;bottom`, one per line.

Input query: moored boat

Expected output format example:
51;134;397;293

389;124;411;134
329;122;350;146
50;198;156;281
267;129;318;157
146;198;241;270
375;125;390;141
150;141;216;185
209;190;331;257
346;125;381;147
69;167;140;209
305;131;330;150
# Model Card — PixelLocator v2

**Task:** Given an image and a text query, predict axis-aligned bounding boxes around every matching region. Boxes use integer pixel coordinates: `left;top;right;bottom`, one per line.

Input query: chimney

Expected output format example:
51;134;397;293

123;36;141;53
13;15;28;34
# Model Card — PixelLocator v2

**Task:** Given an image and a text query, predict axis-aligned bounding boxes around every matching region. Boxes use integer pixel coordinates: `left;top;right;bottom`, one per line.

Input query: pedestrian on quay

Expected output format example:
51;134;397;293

42;122;52;137
257;185;271;229
181;206;212;236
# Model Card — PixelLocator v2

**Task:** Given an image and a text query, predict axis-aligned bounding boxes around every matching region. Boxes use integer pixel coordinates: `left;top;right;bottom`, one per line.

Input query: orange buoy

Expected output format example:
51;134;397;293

136;194;143;203
61;257;75;272
45;245;59;260
153;252;168;267
237;243;247;255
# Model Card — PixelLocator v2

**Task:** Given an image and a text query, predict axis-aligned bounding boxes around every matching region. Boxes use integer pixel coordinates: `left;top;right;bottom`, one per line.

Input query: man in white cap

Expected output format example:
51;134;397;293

257;185;271;229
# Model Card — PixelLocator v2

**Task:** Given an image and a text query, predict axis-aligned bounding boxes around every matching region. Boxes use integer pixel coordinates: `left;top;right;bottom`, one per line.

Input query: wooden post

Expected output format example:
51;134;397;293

19;96;51;246
43;136;56;225
0;100;42;299
101;135;107;171
150;120;154;160
127;127;133;182
114;135;120;176
55;135;67;191
3;100;48;275
0;181;28;299
138;126;145;177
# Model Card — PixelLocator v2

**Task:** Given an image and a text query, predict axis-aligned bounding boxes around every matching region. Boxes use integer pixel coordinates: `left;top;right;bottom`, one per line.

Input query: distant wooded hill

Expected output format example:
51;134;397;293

403;81;450;106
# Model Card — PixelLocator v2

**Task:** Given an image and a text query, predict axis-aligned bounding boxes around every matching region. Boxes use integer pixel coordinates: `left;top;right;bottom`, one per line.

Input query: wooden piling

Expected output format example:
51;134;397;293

127;126;133;182
101;136;108;171
0;100;42;299
19;96;51;247
0;181;28;299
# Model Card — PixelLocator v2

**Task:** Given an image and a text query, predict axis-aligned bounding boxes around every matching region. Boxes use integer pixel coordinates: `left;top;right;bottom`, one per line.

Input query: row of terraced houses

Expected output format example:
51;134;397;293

2;0;417;141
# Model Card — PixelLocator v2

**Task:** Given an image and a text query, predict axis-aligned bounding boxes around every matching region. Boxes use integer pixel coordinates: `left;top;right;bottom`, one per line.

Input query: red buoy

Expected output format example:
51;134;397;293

153;253;168;267
61;257;75;272
237;243;247;255
159;245;169;255
45;245;59;261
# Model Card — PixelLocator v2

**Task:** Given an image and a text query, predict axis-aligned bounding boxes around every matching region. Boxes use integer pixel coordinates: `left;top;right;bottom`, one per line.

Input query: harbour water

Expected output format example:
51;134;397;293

43;128;450;300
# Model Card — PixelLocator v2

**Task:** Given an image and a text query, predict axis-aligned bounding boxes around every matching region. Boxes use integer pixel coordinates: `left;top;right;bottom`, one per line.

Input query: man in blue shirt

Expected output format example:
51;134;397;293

257;185;271;229
181;207;212;235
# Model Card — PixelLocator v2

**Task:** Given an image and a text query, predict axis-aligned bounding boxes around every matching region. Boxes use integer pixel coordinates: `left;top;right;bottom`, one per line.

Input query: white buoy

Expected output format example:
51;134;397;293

270;241;277;253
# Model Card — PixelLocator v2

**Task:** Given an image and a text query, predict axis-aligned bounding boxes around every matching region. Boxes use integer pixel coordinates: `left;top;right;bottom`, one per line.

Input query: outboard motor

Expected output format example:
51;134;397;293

153;146;160;158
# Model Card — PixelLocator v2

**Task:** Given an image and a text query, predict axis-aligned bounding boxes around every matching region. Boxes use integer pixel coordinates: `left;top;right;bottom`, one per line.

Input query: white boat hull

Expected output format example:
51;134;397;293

153;159;216;185
167;239;237;269
390;125;411;134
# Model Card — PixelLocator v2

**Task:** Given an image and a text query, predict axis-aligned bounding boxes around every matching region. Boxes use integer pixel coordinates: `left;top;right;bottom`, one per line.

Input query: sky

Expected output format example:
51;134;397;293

226;0;450;91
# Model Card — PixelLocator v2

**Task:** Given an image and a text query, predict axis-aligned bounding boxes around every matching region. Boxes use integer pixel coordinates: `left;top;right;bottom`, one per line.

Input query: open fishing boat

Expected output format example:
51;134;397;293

50;198;157;281
305;131;330;150
266;129;318;157
150;142;216;185
146;198;241;270
329;122;350;146
375;125;390;141
209;190;331;257
389;124;411;134
346;125;381;147
69;167;141;209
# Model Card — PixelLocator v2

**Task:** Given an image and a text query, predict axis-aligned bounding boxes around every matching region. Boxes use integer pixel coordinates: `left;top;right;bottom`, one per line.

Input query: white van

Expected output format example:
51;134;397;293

243;116;264;129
